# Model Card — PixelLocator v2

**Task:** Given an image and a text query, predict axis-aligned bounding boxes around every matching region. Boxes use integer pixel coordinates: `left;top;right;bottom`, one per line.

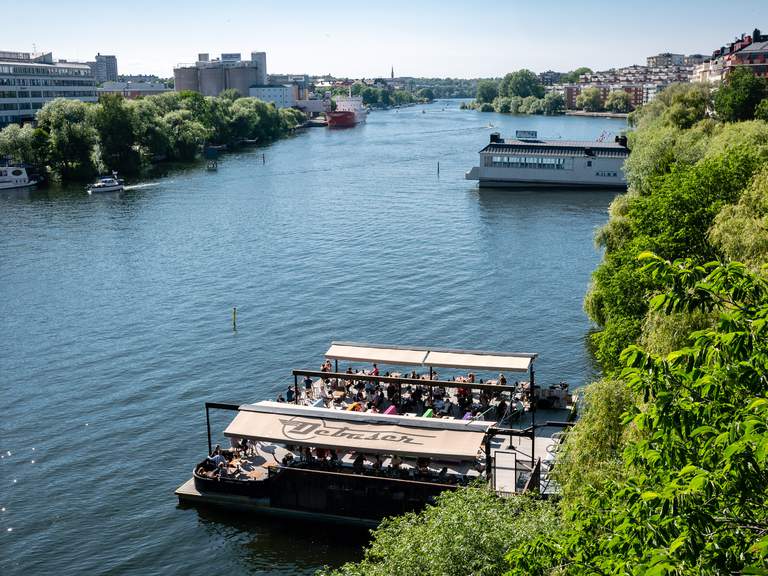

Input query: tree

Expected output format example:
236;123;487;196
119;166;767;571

321;488;559;576
714;67;768;122
416;87;434;101
561;67;592;83
542;93;565;115
756;98;768;121
508;256;768;575
218;88;241;102
90;93;140;174
0;123;48;167
499;70;544;98
162;109;208;161
575;87;603;112
605;90;632;113
475;79;498;104
128;98;171;162
35;98;97;180
360;87;379;106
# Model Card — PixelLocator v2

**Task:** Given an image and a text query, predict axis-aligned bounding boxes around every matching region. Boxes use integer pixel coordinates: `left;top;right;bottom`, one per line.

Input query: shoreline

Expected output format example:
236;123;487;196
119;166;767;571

565;110;629;119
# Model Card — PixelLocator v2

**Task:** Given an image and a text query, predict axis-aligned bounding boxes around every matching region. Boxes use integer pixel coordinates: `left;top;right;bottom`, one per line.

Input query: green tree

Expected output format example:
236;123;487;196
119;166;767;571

90;94;140;174
128;98;171;162
475;79;498;104
322;488;559;576
560;67;592;83
360;87;379;106
605;90;632;113
35;98;97;180
714;67;768;122
575;87;603;112
416;87;434;101
218;88;241;102
542;93;565;115
508;256;768;575
756;98;768;121
163;109;208;161
499;69;544;98
0;123;48;167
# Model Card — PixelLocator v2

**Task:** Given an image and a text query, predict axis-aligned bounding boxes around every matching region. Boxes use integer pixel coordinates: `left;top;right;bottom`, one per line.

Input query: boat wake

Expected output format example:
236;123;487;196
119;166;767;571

123;182;163;191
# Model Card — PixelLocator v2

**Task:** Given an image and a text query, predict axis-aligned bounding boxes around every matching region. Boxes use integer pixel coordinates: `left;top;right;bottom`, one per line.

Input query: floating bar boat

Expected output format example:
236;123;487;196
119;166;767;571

176;343;577;524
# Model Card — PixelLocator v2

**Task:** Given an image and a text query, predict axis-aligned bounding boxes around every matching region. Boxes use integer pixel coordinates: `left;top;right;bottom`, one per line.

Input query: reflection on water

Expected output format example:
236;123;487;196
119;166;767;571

0;102;625;576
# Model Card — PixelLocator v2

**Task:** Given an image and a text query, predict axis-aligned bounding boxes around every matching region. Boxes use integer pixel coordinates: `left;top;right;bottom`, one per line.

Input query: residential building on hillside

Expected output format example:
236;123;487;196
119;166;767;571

0;50;96;127
174;52;267;97
538;70;563;85
647;53;684;67
692;29;766;83
87;53;118;83
684;54;707;66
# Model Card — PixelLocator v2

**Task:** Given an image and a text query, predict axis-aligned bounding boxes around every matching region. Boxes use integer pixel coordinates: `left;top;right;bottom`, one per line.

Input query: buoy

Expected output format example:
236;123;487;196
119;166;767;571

233;307;237;331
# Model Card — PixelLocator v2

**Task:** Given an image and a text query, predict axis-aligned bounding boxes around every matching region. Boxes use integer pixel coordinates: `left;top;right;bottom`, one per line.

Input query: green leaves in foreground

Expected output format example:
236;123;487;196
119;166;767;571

506;257;768;575
320;487;558;576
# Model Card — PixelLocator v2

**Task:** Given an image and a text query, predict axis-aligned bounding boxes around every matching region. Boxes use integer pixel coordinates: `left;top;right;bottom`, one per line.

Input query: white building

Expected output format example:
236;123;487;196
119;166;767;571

0;50;97;127
248;84;294;108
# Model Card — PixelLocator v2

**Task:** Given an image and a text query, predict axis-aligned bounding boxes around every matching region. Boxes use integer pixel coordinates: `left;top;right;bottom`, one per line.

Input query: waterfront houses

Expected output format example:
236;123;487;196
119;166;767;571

0;50;96;128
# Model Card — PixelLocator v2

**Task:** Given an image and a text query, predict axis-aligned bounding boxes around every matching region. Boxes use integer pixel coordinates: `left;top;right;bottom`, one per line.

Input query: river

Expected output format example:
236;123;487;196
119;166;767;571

0;101;626;575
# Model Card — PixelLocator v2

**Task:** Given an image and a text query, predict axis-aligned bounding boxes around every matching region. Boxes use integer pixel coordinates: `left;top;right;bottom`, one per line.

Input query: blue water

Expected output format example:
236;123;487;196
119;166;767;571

0;102;625;575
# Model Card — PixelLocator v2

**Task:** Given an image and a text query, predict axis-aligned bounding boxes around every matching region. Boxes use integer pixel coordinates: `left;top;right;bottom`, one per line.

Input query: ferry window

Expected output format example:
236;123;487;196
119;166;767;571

587;161;592;167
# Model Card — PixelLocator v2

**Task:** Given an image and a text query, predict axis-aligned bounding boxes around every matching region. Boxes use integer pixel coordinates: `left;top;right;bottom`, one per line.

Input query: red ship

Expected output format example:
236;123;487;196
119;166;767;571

326;96;368;128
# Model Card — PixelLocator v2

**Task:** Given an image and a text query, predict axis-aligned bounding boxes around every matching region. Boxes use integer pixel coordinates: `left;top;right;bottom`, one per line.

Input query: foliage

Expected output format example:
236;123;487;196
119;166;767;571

757;99;768;121
0;123;48;166
560;67;592;84
499;69;544;99
321;487;559;576
714;67;768;122
605;90;632;113
416;87;435;101
575;87;602;112
551;378;632;506
543;93;565;115
507;256;768;575
476;79;499;104
90;94;141;174
479;102;495;112
3;91;305;181
35;98;97;180
630;83;712;131
710;165;768;269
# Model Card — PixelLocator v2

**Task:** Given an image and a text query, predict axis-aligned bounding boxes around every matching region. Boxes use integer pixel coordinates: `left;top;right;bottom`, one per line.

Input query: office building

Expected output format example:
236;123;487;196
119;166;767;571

98;80;171;99
647;53;685;67
0;50;97;127
174;52;267;97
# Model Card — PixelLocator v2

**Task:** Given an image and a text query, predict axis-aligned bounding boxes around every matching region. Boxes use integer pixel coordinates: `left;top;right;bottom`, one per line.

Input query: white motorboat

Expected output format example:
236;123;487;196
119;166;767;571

0;165;37;190
87;173;124;194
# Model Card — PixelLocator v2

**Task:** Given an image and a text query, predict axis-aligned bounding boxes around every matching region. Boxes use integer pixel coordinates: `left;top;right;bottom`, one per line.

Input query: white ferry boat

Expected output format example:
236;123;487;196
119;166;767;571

0;165;37;190
466;131;629;189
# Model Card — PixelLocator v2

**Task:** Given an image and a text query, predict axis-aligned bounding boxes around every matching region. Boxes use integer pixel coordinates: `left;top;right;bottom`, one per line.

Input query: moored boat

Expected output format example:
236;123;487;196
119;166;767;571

0;165;37;190
327;96;368;128
176;342;578;524
466;131;630;189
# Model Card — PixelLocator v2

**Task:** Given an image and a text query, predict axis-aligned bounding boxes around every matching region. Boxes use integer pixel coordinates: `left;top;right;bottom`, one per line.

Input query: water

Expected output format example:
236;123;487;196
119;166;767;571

0;102;625;575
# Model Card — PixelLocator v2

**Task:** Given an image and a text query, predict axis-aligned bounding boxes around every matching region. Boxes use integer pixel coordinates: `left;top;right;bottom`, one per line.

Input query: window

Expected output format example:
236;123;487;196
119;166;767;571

587;160;592;167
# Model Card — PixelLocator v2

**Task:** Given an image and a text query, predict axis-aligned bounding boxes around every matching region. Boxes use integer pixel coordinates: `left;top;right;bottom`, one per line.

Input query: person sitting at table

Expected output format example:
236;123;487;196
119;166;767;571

386;382;396;400
417;457;430;477
281;452;294;466
371;363;379;376
499;373;507;386
468;372;476;384
286;386;295;403
438;466;448;482
373;454;383;472
276;393;285;403
353;453;365;474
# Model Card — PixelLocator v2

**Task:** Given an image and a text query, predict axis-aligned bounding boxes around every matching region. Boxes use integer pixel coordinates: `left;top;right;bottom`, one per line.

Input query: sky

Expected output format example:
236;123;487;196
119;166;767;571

3;0;767;78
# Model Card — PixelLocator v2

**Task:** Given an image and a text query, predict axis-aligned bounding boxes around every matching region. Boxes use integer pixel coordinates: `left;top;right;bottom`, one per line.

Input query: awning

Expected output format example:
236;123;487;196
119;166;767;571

325;342;536;373
325;343;428;366
424;350;534;373
224;408;488;461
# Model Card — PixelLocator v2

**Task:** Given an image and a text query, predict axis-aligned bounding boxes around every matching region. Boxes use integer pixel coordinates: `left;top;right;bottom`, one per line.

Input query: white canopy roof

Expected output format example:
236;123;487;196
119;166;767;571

325;343;428;366
225;403;490;461
325;342;535;373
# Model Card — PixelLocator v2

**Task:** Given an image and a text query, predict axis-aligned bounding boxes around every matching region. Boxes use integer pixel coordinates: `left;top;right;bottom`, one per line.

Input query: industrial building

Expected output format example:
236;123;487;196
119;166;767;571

98;80;170;99
248;85;294;108
174;52;267;97
0;50;97;127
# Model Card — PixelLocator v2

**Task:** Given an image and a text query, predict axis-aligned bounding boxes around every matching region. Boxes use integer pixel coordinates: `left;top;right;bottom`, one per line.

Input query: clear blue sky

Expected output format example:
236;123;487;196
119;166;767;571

4;0;767;78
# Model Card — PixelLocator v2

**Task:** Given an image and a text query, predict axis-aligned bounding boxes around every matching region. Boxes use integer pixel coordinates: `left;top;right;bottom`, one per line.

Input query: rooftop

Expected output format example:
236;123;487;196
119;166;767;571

481;139;630;158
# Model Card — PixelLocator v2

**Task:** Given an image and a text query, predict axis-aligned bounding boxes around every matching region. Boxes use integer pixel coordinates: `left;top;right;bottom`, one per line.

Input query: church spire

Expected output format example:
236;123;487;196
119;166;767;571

391;66;394;80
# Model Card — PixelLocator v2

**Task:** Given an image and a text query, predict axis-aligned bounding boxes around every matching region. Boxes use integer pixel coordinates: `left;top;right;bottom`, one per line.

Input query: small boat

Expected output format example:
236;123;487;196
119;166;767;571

206;160;218;171
87;172;124;194
0;165;37;190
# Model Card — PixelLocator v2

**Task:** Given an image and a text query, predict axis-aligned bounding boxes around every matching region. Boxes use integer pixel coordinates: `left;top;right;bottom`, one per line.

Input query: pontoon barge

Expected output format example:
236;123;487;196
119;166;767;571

176;343;577;524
